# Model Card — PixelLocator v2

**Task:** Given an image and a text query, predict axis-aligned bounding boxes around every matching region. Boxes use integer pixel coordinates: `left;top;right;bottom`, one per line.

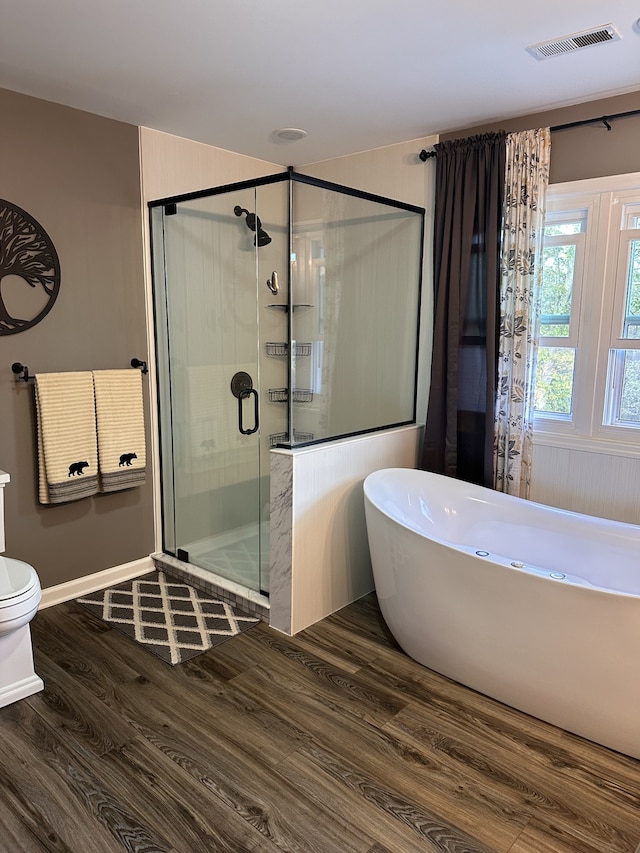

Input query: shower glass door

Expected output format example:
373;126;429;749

152;182;284;596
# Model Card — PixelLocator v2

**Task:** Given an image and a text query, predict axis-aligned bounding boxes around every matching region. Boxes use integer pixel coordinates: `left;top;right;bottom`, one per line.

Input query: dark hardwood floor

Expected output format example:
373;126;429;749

1;592;639;852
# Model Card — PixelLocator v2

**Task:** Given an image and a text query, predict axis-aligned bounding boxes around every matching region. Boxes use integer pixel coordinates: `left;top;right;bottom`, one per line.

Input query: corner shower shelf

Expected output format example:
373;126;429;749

265;342;312;357
268;388;314;403
269;430;315;447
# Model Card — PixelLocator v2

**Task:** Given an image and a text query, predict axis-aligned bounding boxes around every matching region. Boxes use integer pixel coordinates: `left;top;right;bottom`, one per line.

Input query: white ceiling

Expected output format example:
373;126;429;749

1;1;639;166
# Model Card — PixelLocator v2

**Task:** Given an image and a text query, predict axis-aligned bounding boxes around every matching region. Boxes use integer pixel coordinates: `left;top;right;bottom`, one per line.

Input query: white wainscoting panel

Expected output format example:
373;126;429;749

531;442;640;524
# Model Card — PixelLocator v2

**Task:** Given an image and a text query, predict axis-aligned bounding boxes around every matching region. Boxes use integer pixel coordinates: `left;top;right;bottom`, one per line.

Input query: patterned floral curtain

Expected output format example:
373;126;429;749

494;128;551;497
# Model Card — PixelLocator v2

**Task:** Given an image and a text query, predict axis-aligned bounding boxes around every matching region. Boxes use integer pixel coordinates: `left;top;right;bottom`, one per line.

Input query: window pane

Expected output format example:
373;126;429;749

544;222;582;236
606;349;640;426
539;244;576;337
621;203;640;230
622;239;640;339
534;347;575;416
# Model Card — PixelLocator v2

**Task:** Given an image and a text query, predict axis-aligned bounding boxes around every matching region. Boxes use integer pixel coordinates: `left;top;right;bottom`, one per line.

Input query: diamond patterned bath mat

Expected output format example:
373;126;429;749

75;570;260;665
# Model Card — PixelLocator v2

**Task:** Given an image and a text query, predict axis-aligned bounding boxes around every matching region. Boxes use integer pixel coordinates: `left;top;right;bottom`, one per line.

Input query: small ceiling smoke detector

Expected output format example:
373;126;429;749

526;23;621;60
273;127;308;142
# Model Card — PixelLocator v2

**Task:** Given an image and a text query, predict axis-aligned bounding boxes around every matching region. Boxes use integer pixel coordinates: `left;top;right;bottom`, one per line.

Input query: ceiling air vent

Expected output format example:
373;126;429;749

526;24;621;60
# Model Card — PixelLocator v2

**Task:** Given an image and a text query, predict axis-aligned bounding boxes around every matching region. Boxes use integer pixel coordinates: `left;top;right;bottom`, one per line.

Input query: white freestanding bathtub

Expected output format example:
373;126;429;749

363;467;640;759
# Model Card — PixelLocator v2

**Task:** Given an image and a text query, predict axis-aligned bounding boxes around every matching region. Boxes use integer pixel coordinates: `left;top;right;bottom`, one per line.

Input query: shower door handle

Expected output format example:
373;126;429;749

238;388;259;435
231;371;259;436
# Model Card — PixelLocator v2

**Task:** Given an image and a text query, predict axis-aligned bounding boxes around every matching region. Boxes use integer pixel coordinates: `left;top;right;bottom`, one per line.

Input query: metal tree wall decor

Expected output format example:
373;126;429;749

0;200;61;335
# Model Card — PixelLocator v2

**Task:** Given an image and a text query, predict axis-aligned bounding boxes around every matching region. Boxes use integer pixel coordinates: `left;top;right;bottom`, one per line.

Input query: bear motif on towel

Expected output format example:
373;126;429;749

119;452;137;467
68;461;89;477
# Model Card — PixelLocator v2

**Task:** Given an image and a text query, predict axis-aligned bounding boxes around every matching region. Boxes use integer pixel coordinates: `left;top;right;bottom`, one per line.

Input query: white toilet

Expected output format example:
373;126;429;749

0;471;44;707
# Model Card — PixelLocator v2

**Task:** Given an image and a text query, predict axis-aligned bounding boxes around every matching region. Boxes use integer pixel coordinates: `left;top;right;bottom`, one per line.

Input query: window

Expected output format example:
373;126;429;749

603;202;640;427
533;173;640;447
534;210;586;418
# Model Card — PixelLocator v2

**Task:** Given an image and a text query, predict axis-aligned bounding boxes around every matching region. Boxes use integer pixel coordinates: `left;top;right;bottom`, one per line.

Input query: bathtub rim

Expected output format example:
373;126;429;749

363;467;640;600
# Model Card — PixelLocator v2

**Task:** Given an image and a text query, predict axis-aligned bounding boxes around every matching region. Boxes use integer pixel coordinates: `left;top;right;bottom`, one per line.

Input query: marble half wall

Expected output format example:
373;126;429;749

269;425;421;635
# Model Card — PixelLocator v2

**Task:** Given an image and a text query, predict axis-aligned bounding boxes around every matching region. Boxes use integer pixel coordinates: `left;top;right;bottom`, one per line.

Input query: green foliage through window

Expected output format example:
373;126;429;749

534;347;575;415
618;350;640;422
622;240;640;338
539;244;575;337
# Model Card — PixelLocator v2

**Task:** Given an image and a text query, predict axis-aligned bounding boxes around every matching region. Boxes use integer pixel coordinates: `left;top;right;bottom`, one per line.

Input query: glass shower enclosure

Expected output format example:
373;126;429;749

150;172;424;598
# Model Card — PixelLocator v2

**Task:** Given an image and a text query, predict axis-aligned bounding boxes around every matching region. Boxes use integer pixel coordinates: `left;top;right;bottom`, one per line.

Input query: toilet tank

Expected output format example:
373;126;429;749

0;471;9;554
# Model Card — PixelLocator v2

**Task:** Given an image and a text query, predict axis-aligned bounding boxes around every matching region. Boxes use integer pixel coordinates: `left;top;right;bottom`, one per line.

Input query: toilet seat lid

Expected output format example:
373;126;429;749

0;556;38;600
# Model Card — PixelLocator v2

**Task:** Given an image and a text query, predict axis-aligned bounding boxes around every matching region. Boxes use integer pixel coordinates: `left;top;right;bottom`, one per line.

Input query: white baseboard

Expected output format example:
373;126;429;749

0;674;44;708
39;556;155;609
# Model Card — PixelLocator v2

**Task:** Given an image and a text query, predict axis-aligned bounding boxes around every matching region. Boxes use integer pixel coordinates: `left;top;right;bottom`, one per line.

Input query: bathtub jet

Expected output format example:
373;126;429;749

363;467;640;761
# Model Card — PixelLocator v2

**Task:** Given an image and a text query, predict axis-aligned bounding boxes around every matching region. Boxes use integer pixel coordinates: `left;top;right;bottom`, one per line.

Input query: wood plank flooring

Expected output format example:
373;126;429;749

0;592;639;852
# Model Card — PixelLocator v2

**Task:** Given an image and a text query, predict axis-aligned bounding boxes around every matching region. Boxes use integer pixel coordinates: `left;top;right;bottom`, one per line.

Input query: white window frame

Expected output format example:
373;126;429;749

534;205;589;423
533;172;640;455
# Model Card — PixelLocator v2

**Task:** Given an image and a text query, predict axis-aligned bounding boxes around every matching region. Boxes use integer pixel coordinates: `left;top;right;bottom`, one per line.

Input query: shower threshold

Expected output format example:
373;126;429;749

152;521;270;622
152;548;270;624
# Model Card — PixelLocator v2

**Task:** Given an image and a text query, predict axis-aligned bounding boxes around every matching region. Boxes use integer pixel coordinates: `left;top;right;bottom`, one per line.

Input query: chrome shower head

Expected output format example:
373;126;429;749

234;205;272;247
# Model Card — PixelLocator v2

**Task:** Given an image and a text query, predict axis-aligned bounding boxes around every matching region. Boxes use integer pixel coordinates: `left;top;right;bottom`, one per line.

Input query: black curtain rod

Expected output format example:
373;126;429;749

419;107;640;161
550;107;640;133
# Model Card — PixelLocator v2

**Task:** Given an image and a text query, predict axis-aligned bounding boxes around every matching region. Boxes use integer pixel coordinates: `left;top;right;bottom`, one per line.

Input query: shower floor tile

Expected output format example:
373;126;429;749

187;523;270;593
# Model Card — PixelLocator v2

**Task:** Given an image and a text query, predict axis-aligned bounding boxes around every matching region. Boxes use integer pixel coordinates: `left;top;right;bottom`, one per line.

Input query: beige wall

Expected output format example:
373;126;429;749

0;88;154;588
140;127;280;201
441;90;640;184
302;136;437;206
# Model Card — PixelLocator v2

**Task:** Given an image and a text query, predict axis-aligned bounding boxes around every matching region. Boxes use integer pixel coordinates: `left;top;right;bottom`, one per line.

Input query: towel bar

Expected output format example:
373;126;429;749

11;360;148;381
11;363;31;382
130;358;148;374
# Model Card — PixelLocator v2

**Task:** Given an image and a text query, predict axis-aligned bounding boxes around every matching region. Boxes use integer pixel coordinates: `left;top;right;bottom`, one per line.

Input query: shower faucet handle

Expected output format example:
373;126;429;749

266;271;279;295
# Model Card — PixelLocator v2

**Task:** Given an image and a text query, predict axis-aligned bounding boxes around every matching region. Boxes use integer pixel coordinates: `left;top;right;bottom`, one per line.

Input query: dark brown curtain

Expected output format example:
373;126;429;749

421;132;506;486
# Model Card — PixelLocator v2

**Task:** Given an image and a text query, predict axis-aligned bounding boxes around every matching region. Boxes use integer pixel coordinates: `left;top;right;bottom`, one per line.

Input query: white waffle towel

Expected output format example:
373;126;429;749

35;372;99;504
92;370;146;492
